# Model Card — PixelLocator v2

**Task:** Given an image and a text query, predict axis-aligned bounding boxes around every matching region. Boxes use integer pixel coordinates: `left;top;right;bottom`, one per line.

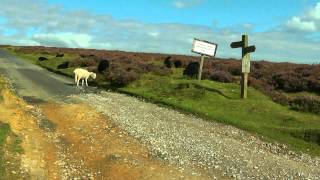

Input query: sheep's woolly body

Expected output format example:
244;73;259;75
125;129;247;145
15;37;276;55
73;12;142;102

74;68;96;86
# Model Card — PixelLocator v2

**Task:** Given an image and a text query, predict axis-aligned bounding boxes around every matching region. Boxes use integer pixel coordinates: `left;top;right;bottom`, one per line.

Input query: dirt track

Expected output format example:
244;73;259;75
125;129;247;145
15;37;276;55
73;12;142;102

0;50;219;179
0;81;214;179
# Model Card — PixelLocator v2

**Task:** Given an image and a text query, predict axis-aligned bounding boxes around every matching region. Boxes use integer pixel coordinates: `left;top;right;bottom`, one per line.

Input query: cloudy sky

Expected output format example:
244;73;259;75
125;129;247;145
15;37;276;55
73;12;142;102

0;0;320;63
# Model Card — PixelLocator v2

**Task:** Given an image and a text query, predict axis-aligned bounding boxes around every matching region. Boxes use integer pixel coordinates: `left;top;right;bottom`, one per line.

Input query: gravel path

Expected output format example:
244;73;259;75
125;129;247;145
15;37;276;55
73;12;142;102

72;91;320;179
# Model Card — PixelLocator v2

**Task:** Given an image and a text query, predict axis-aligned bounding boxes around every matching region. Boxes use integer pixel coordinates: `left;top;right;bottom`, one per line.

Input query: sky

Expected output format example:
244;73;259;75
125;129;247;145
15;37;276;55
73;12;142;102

0;0;320;63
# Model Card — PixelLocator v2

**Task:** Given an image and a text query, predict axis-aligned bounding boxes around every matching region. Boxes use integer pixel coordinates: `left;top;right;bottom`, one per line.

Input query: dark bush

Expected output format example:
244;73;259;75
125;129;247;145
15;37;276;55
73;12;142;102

69;58;97;67
201;69;212;80
183;62;199;78
98;59;109;73
57;62;69;69
270;92;290;106
272;72;308;92
308;78;320;92
230;67;241;76
56;53;64;57
38;57;48;61
210;71;233;83
164;56;172;68
289;96;320;114
140;63;172;76
86;66;97;73
107;69;140;87
152;66;172;76
174;60;182;68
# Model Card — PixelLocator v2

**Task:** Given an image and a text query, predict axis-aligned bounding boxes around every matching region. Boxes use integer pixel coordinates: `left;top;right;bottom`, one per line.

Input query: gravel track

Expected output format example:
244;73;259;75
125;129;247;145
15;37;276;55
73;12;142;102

72;91;320;179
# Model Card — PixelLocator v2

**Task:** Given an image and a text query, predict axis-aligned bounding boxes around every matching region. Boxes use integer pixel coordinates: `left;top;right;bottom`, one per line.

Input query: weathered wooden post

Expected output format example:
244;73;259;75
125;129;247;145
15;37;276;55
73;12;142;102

191;38;218;81
198;55;205;81
230;35;256;99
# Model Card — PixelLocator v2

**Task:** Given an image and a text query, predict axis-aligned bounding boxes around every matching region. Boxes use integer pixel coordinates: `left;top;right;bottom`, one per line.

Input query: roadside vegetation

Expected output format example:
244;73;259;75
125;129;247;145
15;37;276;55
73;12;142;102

2;45;320;156
0;75;23;178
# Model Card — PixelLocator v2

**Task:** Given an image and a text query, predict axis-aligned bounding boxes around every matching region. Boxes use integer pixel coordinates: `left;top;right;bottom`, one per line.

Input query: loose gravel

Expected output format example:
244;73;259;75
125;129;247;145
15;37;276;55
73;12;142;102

72;91;320;179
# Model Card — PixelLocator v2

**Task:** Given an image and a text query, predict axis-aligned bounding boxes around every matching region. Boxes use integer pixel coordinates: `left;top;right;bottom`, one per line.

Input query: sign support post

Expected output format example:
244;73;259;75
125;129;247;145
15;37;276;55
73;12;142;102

241;35;249;99
230;34;256;99
198;55;205;81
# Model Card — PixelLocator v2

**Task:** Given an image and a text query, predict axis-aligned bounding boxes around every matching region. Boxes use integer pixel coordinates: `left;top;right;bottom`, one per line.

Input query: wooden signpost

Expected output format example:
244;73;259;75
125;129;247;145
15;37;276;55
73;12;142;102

230;35;256;99
192;38;218;81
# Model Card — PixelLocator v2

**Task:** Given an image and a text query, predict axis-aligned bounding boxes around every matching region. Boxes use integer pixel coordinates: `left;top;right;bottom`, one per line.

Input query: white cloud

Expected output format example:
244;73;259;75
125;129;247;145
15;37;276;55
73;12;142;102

173;0;203;9
287;17;317;32
309;2;320;20
286;2;320;32
148;32;159;38
32;33;92;48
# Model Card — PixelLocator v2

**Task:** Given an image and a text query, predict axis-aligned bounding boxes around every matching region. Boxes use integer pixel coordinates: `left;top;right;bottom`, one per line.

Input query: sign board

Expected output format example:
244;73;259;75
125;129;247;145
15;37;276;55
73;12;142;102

192;39;217;57
230;41;243;48
244;45;256;54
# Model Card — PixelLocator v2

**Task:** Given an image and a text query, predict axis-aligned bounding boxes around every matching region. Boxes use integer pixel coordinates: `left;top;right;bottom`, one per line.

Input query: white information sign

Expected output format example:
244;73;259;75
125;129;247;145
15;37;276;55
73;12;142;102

192;39;217;57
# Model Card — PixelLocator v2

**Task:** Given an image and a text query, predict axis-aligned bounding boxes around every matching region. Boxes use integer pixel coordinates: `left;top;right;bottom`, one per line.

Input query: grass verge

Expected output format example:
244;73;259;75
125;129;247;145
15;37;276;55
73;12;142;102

120;73;320;156
0;76;23;177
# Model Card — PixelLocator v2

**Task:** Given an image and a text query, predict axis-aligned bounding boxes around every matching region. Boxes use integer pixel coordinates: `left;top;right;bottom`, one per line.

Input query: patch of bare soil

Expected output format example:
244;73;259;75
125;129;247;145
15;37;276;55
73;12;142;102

0;87;59;179
41;103;213;179
1;83;215;179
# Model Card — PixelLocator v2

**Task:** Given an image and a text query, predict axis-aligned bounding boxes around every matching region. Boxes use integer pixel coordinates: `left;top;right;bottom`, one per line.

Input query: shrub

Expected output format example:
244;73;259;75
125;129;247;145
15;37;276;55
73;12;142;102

289;96;320;114
210;71;233;83
107;69;140;87
201;69;212;80
56;53;64;57
69;58;97;67
270;92;290;106
97;59;109;73
272;72;308;92
164;56;172;68
174;60;182;68
86;66;98;73
230;67;241;76
183;62;199;78
38;57;48;61
57;62;69;69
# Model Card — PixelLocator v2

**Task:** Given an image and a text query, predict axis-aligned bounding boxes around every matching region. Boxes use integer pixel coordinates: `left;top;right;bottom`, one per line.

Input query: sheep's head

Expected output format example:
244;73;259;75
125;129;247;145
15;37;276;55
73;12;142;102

90;73;97;79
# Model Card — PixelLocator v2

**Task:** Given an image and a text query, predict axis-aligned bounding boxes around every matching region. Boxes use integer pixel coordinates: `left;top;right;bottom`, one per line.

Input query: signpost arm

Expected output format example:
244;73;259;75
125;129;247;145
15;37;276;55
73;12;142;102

198;55;205;81
241;35;249;99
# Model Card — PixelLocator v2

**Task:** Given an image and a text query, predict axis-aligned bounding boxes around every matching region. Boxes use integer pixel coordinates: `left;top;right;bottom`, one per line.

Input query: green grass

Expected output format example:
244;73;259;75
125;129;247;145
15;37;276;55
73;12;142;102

0;76;4;102
121;71;320;156
0;75;24;178
0;122;10;177
7;49;77;78
6;48;320;156
0;122;23;178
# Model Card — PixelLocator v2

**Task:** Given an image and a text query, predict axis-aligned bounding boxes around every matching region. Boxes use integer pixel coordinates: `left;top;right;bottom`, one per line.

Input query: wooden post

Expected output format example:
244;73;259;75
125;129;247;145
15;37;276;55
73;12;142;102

231;34;255;99
241;35;249;99
198;55;205;81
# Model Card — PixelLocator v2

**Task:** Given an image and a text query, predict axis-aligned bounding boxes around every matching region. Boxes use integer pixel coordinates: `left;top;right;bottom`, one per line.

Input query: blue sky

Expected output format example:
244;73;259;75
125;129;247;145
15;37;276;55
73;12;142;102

0;0;320;63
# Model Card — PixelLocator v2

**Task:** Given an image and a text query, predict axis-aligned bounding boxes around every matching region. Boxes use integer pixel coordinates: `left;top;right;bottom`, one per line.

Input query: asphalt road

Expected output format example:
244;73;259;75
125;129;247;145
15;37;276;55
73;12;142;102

0;50;89;102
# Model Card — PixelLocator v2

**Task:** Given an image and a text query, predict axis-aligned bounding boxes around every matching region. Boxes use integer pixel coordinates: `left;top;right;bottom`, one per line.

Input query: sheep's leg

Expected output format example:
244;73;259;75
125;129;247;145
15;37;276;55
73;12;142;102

82;79;84;86
85;78;88;86
76;77;80;86
74;74;77;84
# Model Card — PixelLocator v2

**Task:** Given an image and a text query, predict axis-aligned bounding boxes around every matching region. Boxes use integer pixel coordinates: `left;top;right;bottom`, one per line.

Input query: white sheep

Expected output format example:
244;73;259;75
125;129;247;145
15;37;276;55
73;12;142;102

73;68;96;86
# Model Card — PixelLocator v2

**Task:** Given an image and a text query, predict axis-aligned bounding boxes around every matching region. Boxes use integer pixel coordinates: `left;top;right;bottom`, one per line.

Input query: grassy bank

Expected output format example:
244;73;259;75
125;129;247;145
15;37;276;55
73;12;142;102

4;48;320;156
120;73;320;156
0;76;23;178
